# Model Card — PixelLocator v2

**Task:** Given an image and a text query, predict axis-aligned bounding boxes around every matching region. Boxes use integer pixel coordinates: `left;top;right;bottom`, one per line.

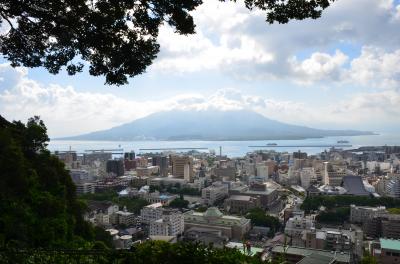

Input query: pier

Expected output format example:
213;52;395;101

248;145;353;148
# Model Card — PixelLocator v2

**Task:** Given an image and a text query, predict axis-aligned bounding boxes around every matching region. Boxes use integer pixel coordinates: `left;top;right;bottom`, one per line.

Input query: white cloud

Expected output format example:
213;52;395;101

151;0;400;87
347;47;400;89
290;50;348;85
1;64;399;137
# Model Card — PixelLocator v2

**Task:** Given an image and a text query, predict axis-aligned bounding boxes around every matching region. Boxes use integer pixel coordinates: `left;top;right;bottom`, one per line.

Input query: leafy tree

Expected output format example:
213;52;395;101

93;226;113;249
0;0;334;85
0;115;94;248
388;208;400;214
0;240;265;263
169;198;189;209
316;207;350;224
301;195;400;213
246;208;281;236
361;251;378;264
114;197;149;214
78;190;118;201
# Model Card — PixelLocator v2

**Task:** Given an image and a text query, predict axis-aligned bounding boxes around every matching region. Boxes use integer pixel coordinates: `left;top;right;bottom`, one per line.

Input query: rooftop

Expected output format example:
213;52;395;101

272;245;351;263
225;242;264;256
228;195;253;201
145;202;163;209
380;238;400;251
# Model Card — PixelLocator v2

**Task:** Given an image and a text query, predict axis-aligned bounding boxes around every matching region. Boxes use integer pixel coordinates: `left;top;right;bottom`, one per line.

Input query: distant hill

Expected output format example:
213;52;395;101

60;110;374;141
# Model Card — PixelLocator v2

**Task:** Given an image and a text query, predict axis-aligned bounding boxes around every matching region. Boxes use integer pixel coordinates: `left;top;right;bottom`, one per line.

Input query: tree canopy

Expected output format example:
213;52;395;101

0;0;334;85
0;240;265;263
246;208;281;236
0;115;94;248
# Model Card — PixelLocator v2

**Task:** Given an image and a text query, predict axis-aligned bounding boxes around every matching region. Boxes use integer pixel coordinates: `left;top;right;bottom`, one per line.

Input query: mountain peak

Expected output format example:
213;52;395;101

60;109;373;141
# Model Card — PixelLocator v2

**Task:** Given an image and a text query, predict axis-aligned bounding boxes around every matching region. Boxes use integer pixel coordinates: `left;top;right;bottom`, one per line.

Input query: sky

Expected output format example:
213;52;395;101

1;0;400;137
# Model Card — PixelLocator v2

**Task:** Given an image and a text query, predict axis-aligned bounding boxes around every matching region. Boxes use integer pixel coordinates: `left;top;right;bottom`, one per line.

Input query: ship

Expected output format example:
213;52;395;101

267;143;278;146
337;140;349;144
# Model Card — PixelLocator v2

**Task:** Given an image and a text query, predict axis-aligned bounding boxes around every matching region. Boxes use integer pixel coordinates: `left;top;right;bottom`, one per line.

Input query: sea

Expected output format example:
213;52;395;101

48;133;400;158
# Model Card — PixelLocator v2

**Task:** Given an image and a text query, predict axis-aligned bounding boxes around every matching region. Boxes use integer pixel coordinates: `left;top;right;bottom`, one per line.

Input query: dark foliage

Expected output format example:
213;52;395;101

246;208;281;236
316;207;350;224
0;0;334;85
169;198;189;209
301;195;400;213
0;115;94;248
0;240;265;263
79;191;149;214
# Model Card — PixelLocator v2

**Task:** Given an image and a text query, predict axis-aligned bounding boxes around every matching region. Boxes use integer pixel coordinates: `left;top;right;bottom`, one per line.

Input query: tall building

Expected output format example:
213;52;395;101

152;156;168;177
171;155;193;181
201;182;229;205
149;209;184;237
83;152;112;166
106;159;125;177
256;164;269;179
293;151;307;159
124;151;135;160
350;205;387;224
323;162;346;186
299;168;316;189
140;203;164;224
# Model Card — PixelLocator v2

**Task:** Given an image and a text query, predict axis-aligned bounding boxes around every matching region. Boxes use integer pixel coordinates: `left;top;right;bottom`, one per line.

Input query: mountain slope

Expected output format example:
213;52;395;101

61;110;374;141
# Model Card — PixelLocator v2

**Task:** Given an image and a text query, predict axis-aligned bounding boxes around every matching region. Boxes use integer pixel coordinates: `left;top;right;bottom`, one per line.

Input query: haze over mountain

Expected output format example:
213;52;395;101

61;110;374;141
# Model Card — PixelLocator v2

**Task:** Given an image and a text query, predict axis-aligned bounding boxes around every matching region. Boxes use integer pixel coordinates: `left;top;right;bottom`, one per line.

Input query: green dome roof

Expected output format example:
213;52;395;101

204;207;223;218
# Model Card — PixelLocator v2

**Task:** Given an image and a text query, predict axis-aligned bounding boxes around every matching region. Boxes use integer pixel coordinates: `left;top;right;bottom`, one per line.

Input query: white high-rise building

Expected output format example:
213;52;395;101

140;202;163;224
256;164;269;180
149;210;184;237
300;168;316;189
201;182;229;205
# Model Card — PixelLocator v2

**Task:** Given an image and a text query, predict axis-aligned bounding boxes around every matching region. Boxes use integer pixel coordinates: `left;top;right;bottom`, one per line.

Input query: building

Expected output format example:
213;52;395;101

364;214;400;239
285;216;315;247
183;207;251;240
379;238;400;264
270;245;351;264
124;159;136;171
140;202;163;224
69;169;90;183
136;166;159;177
213;167;236;181
75;182;95;194
242;181;280;210
124;151;135;160
152;156;168;177
171;155;193;181
201;182;229;205
184;227;228;247
142;191;177;206
83;152;112;166
112;207;135;226
149;209;184;237
224;195;260;215
303;227;363;258
323;162;347;186
106;159;125;177
299;168;316;189
131;176;149;188
350;205;387;224
256;164;269;179
341;176;370;196
293;151;307;160
148;176;187;188
85;201;119;226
